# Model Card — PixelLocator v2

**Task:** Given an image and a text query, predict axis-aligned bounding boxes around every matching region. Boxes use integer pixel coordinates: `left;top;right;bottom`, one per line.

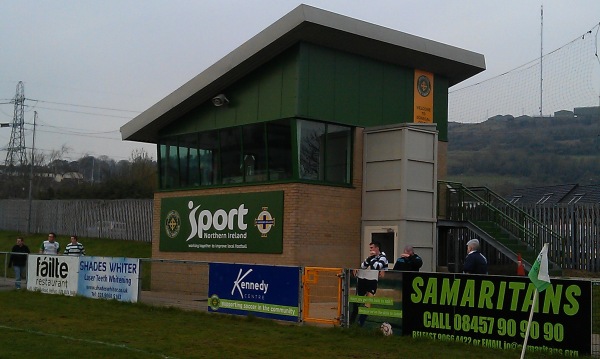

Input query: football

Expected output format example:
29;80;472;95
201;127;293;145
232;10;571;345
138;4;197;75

380;322;393;336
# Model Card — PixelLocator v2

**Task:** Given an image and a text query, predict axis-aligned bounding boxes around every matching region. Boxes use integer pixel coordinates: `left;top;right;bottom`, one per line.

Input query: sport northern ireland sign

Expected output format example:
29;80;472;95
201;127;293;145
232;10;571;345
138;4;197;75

160;191;283;253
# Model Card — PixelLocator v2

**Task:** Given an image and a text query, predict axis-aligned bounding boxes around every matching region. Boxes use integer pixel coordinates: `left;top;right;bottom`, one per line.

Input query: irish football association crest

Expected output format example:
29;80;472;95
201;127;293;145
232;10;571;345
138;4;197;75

165;210;181;238
417;74;431;97
255;207;275;238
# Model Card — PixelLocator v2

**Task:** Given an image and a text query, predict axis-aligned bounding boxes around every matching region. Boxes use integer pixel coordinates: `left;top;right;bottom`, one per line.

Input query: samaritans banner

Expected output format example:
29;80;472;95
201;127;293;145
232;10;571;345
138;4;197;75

160;191;284;253
402;272;591;356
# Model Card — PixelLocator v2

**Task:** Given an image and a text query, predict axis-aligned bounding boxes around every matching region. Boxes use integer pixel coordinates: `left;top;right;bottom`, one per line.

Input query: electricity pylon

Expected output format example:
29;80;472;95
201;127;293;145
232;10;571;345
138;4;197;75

4;81;27;171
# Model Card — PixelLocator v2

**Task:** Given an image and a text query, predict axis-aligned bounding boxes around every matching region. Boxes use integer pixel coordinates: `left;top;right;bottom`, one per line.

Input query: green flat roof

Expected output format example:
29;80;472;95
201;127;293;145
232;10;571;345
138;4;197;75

122;4;485;143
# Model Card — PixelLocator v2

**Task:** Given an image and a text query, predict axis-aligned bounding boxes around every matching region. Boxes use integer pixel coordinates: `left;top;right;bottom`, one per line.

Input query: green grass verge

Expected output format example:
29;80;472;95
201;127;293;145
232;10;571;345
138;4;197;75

0;290;578;359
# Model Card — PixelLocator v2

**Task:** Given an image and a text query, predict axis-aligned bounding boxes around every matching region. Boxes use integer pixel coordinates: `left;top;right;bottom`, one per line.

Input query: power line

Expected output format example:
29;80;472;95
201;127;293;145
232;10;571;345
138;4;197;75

25;98;141;113
23;104;134;119
34;120;120;135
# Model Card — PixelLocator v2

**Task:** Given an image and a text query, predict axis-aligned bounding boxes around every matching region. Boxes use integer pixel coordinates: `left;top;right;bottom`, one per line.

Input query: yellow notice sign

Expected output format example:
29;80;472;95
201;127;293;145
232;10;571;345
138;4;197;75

414;70;434;123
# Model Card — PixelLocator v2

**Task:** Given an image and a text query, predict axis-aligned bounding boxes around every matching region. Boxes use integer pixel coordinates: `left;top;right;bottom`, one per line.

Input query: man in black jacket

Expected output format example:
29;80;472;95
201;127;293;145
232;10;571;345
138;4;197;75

393;245;423;271
9;237;30;289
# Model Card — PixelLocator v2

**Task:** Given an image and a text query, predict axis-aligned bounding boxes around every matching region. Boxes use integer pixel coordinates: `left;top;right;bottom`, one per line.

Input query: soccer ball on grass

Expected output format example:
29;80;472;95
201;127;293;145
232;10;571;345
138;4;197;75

380;322;393;336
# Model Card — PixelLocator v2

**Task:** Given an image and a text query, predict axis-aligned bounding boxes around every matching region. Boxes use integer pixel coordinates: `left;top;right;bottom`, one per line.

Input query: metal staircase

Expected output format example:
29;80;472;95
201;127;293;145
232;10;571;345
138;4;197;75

437;181;563;274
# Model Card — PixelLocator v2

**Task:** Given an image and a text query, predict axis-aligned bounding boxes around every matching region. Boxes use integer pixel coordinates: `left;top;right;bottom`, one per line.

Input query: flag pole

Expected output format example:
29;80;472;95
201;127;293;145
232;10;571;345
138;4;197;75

521;242;551;359
520;289;539;359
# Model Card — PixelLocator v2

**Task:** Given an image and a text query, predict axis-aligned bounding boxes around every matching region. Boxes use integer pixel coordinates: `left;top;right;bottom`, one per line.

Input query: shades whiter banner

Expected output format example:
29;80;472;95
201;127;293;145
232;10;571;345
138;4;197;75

207;263;301;322
26;254;140;302
77;256;140;302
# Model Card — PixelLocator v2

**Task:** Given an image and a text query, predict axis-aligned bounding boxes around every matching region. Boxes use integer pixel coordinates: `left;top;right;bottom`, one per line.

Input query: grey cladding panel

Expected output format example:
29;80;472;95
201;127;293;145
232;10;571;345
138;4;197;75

405;130;435;161
365;161;402;191
363;191;402;219
365;131;403;161
406;161;434;191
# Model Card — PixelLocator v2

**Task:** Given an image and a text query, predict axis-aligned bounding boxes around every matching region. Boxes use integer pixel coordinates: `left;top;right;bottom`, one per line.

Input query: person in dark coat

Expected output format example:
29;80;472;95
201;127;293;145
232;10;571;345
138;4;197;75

8;237;30;289
393;245;423;271
463;239;488;274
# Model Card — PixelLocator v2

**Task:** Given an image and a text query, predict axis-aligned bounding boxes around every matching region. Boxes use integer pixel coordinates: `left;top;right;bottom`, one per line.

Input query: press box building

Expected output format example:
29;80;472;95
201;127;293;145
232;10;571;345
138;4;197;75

121;5;485;271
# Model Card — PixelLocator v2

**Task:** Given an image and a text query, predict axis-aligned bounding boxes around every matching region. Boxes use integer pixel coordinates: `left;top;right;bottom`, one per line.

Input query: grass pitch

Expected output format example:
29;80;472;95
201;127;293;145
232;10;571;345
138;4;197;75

0;290;582;359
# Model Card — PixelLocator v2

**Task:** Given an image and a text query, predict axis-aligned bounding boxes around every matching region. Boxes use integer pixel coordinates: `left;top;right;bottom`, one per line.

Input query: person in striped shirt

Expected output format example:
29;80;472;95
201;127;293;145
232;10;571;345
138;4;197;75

349;241;388;326
64;235;86;256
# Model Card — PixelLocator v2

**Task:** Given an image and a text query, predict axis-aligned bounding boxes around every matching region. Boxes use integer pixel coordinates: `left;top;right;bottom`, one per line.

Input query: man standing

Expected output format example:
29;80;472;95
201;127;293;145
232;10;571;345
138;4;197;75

39;232;60;255
393;245;423;271
463;239;488;274
8;237;30;289
349;241;388;326
64;235;86;256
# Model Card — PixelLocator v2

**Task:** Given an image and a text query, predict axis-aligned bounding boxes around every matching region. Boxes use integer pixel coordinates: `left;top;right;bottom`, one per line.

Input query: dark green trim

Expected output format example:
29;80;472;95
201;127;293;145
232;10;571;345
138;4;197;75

291;118;299;179
433;75;449;141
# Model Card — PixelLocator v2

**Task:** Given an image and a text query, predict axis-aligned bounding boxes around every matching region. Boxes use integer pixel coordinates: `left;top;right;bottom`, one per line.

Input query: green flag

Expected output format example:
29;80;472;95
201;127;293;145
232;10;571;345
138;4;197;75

528;243;551;292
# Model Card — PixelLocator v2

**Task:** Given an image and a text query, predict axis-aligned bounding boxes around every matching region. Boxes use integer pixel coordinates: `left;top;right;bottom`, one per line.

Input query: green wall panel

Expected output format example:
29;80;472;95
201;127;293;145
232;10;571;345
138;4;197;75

297;43;413;127
382;67;412;124
160;47;299;137
258;64;284;120
160;42;448;141
357;60;384;124
235;74;260;124
306;46;336;120
333;55;361;122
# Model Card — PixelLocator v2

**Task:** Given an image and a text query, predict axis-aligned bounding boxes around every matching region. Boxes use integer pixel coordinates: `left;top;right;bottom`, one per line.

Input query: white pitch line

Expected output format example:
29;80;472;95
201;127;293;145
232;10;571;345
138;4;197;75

0;324;180;359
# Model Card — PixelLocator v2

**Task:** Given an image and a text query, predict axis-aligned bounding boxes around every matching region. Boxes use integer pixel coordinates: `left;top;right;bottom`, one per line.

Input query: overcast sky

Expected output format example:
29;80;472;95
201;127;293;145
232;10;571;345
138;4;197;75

1;1;599;162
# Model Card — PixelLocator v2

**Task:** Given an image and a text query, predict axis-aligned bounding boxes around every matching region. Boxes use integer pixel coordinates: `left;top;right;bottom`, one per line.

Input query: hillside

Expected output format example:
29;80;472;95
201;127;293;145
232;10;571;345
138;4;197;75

446;114;600;196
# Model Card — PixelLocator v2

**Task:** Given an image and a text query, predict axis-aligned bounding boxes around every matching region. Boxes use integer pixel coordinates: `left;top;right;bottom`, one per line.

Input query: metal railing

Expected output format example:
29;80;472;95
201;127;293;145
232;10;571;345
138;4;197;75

438;181;564;267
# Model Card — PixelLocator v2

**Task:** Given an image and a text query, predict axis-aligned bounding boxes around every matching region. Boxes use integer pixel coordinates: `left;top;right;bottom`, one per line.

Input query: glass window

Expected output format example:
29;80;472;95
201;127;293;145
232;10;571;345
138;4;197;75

568;194;584;204
159;139;179;189
537;193;553;205
220;127;242;184
242;124;267;182
198;131;219;186
299;120;326;181
188;147;200;186
159;143;167;189
325;124;351;183
177;136;192;188
267;120;292;180
298;120;352;184
158;118;351;189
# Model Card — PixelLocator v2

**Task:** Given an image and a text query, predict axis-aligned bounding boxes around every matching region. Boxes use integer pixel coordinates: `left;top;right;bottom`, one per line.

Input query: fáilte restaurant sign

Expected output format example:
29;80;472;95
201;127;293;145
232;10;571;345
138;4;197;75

160;191;283;253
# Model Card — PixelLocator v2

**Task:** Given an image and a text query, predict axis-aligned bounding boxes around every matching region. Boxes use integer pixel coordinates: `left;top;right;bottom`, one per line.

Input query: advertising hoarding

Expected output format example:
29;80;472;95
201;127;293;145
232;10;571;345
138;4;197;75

77;256;140;302
402;272;591;356
208;263;300;322
160;191;284;253
27;255;79;295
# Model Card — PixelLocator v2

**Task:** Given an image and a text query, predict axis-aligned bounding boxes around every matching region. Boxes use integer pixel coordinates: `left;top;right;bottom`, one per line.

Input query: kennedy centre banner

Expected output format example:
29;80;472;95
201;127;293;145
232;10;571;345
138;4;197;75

160;191;284;253
208;263;300;322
